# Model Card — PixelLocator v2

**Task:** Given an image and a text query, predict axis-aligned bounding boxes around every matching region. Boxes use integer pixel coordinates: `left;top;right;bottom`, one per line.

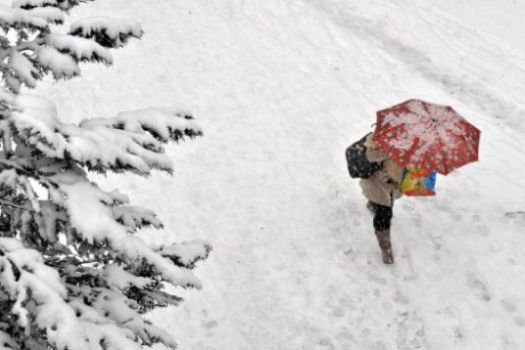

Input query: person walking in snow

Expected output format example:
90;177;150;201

359;134;404;264
347;100;480;263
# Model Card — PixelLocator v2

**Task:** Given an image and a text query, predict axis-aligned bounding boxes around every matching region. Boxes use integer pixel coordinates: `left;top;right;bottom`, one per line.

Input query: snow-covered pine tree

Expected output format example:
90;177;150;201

0;1;211;349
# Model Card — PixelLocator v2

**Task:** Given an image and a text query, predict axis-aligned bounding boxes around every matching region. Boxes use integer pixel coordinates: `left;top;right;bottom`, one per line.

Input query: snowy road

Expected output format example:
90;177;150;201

40;0;525;349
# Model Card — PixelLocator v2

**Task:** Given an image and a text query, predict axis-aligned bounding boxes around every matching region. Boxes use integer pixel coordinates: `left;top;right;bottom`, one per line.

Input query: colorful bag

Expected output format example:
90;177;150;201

400;168;437;196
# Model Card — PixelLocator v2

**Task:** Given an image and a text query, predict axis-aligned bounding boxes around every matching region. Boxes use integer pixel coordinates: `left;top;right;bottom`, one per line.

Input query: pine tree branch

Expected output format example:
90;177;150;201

0;198;32;212
0;158;27;172
0;3;209;348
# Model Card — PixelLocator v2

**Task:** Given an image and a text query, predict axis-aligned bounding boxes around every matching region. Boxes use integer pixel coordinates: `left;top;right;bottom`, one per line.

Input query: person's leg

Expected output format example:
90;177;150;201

373;204;393;231
369;202;394;264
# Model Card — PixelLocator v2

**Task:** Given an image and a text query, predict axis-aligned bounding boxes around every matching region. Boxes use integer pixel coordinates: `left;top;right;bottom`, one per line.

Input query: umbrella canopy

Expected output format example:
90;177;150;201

373;99;480;175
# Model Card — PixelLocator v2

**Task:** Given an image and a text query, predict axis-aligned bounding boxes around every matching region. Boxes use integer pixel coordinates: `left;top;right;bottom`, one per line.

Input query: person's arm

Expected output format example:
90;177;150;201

366;147;389;162
364;134;389;162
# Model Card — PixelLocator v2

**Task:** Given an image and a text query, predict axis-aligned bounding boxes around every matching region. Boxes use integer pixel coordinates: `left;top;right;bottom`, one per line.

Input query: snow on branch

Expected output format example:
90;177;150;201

0;238;90;350
45;33;113;64
103;264;152;290
1;4;142;93
0;5;48;30
156;240;212;269
12;0;58;10
69;17;143;48
35;47;81;79
13;0;95;12
48;171;203;289
1;238;176;350
25;6;64;24
55;0;96;11
88;288;177;347
0;88;15;113
0;331;18;350
8;51;39;88
12;95;202;175
82;107;203;142
112;205;164;232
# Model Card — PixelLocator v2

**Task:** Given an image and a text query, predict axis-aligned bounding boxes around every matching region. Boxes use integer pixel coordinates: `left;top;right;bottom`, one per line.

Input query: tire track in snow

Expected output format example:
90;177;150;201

308;0;525;124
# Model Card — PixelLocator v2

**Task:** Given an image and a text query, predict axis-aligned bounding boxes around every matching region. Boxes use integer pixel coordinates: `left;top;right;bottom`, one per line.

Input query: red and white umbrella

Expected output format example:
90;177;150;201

373;99;480;175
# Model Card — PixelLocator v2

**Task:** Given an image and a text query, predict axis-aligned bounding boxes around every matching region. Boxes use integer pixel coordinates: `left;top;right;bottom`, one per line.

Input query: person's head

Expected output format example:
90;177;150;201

365;134;379;149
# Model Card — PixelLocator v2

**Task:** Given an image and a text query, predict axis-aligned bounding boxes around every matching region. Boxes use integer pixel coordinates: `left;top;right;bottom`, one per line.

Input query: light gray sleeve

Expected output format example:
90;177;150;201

365;147;389;162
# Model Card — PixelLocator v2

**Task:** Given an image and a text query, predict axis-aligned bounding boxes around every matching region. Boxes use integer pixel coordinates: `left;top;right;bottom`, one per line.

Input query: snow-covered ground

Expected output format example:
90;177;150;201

39;0;525;349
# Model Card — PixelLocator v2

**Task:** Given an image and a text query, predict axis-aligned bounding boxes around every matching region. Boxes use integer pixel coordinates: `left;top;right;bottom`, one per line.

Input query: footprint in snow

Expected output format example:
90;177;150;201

466;272;491;302
203;320;218;329
393;248;419;281
392;290;410;305
499;297;525;327
335;326;354;343
504;211;525;219
410;214;422;228
439;306;465;343
365;269;387;286
358;329;389;350
429;234;443;251
330;307;345;318
500;297;518;313
451;212;463;222
504;211;525;223
500;332;520;350
472;222;490;236
402;202;416;212
395;310;427;349
316;337;336;350
301;335;336;350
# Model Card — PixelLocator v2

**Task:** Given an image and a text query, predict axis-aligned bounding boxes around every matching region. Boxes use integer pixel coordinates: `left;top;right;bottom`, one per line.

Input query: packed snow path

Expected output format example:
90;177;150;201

41;0;525;349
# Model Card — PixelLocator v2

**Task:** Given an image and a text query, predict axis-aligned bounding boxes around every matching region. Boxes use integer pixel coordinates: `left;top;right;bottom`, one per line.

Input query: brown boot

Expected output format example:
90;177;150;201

375;230;394;264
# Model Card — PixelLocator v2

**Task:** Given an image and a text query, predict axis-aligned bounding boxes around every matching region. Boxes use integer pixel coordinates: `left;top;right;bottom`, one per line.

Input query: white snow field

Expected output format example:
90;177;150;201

39;0;525;349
